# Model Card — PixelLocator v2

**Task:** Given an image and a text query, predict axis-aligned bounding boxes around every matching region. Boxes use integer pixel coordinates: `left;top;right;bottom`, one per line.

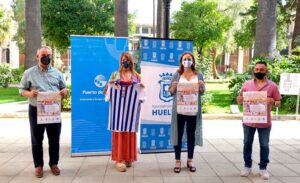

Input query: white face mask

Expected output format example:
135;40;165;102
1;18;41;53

182;60;193;68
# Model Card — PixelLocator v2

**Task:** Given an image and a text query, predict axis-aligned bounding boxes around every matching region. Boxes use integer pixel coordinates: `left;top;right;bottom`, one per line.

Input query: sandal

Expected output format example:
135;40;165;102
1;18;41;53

187;160;196;172
173;160;181;173
125;161;132;167
116;162;126;172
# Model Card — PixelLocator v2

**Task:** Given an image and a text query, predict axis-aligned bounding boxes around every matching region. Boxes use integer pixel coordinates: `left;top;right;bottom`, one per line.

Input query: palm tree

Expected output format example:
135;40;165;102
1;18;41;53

253;0;277;58
292;0;300;49
25;0;41;69
114;0;128;37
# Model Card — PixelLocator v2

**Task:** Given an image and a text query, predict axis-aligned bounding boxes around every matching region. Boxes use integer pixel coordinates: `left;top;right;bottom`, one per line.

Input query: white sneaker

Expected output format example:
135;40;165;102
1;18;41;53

240;167;252;177
260;169;269;180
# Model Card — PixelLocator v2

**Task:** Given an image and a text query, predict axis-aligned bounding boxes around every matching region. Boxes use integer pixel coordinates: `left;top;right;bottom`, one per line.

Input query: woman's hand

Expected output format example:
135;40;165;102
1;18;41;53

169;81;178;94
139;82;145;88
198;80;205;88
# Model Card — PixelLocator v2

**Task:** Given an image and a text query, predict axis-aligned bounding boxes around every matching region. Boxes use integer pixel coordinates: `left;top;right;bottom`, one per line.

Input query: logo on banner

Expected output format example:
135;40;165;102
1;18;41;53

177;41;183;50
169;41;174;49
152;52;157;61
143;39;149;49
94;75;107;88
161;40;166;49
158;73;173;102
152;41;157;48
187;42;191;50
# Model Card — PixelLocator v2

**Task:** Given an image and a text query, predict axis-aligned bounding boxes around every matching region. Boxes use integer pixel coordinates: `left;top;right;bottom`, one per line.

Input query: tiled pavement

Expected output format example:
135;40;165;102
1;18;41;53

0;119;300;183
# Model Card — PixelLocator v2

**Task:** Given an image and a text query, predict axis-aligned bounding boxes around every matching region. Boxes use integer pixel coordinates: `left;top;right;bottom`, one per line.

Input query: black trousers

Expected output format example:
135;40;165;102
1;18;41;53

29;105;61;168
174;114;197;160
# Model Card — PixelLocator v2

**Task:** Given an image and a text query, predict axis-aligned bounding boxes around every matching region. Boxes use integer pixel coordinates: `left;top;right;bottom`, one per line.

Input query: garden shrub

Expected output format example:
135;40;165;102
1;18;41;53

0;64;13;88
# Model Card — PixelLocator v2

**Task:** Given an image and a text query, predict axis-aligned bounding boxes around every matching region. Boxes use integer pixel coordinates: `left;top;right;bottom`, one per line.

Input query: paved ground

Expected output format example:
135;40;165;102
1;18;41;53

0;117;300;183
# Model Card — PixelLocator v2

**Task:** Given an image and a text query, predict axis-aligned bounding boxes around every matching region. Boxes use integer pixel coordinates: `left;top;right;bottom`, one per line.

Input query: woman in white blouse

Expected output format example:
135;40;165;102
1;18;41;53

169;51;205;173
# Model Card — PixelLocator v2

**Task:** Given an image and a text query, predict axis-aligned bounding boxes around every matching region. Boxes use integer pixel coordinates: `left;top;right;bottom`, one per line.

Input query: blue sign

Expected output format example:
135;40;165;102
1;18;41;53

140;38;192;153
71;36;128;155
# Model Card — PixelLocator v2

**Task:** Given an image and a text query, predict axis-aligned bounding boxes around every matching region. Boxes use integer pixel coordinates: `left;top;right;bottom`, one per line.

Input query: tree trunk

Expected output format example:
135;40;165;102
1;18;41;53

253;0;277;58
292;0;300;49
211;47;219;79
196;47;203;62
156;0;163;38
114;0;128;37
25;0;41;69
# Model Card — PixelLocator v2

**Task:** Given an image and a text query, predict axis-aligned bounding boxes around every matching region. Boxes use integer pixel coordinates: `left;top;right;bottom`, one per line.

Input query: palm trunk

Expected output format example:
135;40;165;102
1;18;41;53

253;0;277;58
114;0;128;37
25;0;41;69
292;0;300;49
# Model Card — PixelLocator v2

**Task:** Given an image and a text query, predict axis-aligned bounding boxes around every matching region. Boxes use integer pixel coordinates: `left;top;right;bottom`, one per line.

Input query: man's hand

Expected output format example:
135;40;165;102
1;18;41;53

236;96;243;104
60;88;67;97
22;90;38;98
266;97;274;104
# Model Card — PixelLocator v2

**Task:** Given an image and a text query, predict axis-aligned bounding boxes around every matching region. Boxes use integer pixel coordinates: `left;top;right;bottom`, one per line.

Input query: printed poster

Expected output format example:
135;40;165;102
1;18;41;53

37;92;61;124
177;83;198;114
279;73;300;95
243;91;267;123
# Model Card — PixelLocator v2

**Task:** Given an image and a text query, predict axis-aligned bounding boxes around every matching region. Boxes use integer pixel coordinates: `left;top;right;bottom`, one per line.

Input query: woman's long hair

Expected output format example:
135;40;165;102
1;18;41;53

177;51;197;75
119;52;140;81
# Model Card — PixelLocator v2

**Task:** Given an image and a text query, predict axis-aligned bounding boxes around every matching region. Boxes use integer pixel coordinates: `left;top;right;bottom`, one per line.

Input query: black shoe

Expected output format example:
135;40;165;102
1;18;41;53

174;161;181;173
187;161;196;172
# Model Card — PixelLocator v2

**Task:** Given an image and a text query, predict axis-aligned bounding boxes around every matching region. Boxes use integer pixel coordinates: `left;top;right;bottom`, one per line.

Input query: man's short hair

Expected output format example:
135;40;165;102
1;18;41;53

36;46;52;56
255;61;267;67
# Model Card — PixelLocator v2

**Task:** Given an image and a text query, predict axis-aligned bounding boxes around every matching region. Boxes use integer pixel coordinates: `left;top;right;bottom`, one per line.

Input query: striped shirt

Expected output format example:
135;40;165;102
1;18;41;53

105;83;145;132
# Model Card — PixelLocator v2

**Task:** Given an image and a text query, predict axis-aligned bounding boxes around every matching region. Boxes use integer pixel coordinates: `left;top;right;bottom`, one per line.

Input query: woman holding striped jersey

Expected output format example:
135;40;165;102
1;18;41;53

104;52;143;172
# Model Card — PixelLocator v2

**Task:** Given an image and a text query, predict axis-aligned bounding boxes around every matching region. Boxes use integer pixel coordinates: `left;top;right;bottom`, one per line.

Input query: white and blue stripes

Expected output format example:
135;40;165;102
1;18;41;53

106;84;142;132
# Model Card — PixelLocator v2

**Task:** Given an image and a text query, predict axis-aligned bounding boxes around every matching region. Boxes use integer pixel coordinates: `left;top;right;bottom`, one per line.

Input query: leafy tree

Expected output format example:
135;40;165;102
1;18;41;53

41;0;114;50
12;0;25;54
0;5;15;47
171;0;233;78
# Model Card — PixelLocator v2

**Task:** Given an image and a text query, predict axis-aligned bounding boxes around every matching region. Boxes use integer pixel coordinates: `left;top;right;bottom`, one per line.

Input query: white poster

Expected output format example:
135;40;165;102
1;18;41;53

243;91;267;123
140;62;177;124
279;73;300;95
37;92;61;124
177;83;198;114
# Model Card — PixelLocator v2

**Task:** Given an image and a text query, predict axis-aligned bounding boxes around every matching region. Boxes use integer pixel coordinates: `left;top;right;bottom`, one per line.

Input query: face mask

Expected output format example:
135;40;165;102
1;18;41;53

254;72;266;80
122;61;131;69
41;55;51;65
182;60;193;68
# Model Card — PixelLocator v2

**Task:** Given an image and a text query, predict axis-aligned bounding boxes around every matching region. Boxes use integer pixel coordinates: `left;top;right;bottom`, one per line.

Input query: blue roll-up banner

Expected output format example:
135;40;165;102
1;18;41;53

71;35;128;156
140;38;193;153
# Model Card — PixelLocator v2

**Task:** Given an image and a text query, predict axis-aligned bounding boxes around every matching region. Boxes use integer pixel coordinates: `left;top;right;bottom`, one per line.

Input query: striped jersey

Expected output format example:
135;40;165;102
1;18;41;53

105;83;145;132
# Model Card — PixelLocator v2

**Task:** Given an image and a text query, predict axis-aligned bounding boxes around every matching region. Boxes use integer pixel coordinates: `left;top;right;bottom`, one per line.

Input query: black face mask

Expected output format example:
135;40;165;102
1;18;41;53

122;61;131;69
254;72;266;80
41;55;51;65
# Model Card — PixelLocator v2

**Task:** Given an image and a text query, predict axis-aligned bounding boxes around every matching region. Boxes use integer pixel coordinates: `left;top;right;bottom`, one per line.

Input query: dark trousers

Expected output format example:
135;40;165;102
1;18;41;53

243;124;271;170
174;114;197;160
29;105;61;168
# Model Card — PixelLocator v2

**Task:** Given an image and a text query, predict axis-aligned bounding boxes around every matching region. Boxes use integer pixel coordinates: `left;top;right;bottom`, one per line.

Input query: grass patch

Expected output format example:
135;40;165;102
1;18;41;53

205;83;233;114
0;87;27;104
